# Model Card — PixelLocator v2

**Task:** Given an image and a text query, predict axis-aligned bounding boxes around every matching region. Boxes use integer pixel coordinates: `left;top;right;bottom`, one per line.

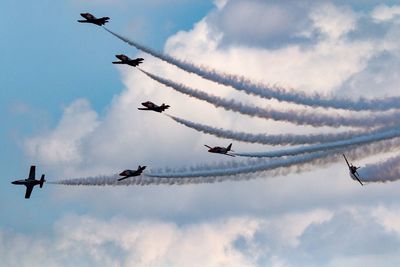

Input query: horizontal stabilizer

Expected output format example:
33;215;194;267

40;174;45;188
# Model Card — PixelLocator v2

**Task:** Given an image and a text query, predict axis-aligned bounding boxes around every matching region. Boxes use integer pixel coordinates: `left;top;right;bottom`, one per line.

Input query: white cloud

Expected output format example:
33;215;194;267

3;207;400;267
372;4;400;22
310;3;358;40
25;99;99;170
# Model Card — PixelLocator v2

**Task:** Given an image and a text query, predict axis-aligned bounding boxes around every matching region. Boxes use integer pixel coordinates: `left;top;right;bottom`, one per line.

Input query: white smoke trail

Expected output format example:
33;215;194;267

139;69;400;128
167;114;395;146
357;154;400;182
235;127;400;158
50;138;400;185
103;27;400;111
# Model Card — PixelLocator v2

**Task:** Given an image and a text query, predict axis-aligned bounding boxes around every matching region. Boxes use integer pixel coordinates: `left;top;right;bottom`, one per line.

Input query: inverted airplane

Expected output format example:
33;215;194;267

112;54;144;67
204;143;235;157
78;13;109;26
138;101;170;113
343;154;363;186
118;166;146;181
11;165;45;199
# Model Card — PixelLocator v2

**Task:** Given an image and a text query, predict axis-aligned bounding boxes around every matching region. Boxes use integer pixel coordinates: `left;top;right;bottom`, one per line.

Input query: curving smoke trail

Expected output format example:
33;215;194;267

50;138;400;185
139;69;400;128
358;154;400;183
103;27;400;111
235;127;400;158
167;114;396;146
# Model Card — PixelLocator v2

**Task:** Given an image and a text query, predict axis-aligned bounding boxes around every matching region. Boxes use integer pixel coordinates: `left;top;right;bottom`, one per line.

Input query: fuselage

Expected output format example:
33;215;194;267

119;170;141;177
208;147;228;154
11;179;39;186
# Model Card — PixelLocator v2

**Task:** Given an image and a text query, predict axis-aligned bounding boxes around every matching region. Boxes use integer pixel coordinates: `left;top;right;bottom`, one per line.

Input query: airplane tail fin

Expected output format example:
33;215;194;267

40;175;45;188
162;104;170;108
227;143;232;151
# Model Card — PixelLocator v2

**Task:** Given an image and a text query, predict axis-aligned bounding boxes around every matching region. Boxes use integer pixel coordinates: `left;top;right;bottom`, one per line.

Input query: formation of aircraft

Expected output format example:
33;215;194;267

78;13;110;26
343;154;363;186
138;101;170;113
112;54;144;67
204;143;235;157
11;166;45;199
118;166;147;181
12;12;374;199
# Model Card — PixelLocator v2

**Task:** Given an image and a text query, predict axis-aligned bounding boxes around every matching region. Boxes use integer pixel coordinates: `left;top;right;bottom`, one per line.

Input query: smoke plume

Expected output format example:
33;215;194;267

167;114;395;146
103;27;400;111
139;69;400;128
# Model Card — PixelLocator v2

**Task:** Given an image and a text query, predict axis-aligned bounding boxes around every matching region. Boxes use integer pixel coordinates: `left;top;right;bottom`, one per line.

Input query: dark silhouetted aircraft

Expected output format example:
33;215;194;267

343;154;363;186
78;13;109;26
138;101;170;113
205;143;235;157
112;54;144;67
11;166;45;199
118;166;146;181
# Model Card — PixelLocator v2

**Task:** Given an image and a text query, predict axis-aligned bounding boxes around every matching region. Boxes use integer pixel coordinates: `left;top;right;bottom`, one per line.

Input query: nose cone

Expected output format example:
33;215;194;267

11;181;18;184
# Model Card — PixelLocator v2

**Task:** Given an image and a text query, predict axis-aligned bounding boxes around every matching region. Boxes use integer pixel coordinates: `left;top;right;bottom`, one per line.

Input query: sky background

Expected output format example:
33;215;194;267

2;0;400;266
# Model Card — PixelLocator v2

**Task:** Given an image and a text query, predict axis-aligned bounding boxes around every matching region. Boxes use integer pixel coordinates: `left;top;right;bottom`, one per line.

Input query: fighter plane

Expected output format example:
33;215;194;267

138;101;170;113
343;154;363;186
112;54;144;67
118;166;146;181
11;166;45;199
204;143;235;157
78;13;110;26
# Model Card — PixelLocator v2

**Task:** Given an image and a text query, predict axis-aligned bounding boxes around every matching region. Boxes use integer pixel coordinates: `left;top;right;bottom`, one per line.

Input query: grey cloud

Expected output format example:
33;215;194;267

206;0;314;49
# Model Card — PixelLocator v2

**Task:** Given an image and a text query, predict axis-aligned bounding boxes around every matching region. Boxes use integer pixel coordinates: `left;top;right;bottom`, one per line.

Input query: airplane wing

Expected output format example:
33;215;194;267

343;154;351;168
28;165;35;180
24;185;34;199
354;172;364;186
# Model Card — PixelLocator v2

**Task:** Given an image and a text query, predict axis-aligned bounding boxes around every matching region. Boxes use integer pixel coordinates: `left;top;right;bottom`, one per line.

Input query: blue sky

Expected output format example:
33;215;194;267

2;1;400;266
0;0;214;233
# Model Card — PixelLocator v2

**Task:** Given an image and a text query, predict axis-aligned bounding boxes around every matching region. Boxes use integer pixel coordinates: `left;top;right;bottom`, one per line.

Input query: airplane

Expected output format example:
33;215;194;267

78;13;110;26
11;165;45;199
204;143;235;157
138;101;170;113
343;154;363;186
112;54;144;67
118;166;146;181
